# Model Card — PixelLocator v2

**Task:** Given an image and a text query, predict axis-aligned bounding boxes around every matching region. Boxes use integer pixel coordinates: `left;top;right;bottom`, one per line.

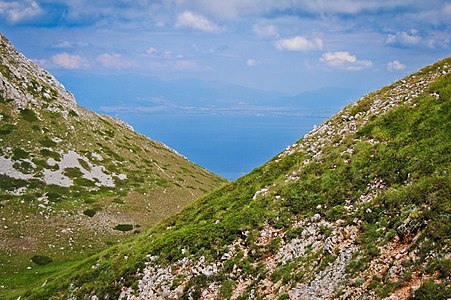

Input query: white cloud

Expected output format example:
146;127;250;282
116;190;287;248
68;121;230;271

387;60;405;71
425;38;450;49
0;0;42;23
155;21;165;27
174;60;199;71
275;36;323;51
54;41;75;49
33;58;49;68
163;50;173;58
51;53;87;69
386;29;450;49
175;11;223;33
146;47;158;55
53;40;89;49
444;3;451;15
97;53;137;69
182;0;416;19
252;24;279;39
320;51;373;71
246;59;260;67
386;30;421;48
144;59;202;72
297;0;412;14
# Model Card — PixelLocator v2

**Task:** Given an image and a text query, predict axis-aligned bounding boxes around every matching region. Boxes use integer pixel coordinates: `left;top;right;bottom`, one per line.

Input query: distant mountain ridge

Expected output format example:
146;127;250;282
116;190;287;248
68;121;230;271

18;56;450;300
0;32;226;293
58;72;361;117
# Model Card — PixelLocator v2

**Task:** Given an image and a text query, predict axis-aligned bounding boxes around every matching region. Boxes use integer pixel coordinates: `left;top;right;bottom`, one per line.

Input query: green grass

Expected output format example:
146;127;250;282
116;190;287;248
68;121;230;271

408;280;451;300
2;40;448;299
0;259;82;299
0;62;226;297
17;57;450;300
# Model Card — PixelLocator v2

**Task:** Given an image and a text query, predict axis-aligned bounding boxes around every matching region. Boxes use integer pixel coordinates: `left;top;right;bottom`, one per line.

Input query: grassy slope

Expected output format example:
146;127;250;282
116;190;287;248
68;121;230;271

0;34;226;296
13;59;451;299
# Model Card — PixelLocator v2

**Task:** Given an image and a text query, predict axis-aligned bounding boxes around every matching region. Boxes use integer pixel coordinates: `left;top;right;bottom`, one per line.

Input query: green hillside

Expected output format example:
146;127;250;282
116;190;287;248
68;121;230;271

3;44;450;298
0;33;226;297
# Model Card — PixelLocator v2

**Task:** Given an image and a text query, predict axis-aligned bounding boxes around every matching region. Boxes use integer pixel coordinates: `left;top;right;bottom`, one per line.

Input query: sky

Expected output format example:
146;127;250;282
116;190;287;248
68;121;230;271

0;0;450;179
0;0;449;93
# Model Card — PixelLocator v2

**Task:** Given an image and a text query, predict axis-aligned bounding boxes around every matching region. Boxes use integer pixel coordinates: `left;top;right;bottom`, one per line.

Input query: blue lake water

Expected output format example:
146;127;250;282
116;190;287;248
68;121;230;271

118;113;328;180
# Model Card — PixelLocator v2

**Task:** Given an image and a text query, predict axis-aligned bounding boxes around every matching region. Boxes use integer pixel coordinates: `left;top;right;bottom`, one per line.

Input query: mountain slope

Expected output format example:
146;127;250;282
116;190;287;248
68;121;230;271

14;58;451;299
0;33;226;293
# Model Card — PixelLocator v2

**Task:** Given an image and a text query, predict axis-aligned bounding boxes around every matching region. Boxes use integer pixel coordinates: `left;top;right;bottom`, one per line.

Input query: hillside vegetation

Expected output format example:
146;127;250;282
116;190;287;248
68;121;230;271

0;33;226;297
2;35;450;299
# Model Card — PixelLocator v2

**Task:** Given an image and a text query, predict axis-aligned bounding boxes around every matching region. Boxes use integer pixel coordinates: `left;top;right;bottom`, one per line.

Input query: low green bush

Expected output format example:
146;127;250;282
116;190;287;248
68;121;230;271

20;108;38;122
114;224;133;232
83;208;97;217
408;280;451;300
12;147;29;160
39;138;57;147
31;255;53;265
0;123;15;135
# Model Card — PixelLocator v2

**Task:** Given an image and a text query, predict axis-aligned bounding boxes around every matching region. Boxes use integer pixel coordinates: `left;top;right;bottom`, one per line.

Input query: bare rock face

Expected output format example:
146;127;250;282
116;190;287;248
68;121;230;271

0;33;77;115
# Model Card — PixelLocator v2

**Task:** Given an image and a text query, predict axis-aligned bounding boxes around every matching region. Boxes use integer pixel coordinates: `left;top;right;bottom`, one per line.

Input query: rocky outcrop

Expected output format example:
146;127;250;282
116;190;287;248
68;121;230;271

0;33;77;115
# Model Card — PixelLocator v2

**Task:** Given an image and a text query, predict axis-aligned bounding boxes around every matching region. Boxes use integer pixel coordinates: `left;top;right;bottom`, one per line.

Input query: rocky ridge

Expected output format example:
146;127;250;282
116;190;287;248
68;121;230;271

0;33;76;115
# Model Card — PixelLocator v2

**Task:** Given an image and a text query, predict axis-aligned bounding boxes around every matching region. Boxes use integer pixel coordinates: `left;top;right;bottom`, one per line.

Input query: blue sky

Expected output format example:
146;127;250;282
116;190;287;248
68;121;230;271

0;1;450;179
1;0;449;94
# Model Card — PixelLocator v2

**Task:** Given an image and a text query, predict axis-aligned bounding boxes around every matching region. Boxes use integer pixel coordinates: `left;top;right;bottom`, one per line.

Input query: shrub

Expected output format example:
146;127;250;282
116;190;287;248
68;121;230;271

268;237;281;254
114;224;133;232
77;159;91;171
285;227;303;241
0;174;28;191
47;192;62;202
39;138;57;147
0;123;15;135
64;167;84;178
74;178;96;187
40;148;60;160
325;205;347;221
31;255;53;265
112;198;125;204
0;64;12;80
20;108;38;122
219;280;235;298
83;208;97;217
408;280;451;300
12;147;29;160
